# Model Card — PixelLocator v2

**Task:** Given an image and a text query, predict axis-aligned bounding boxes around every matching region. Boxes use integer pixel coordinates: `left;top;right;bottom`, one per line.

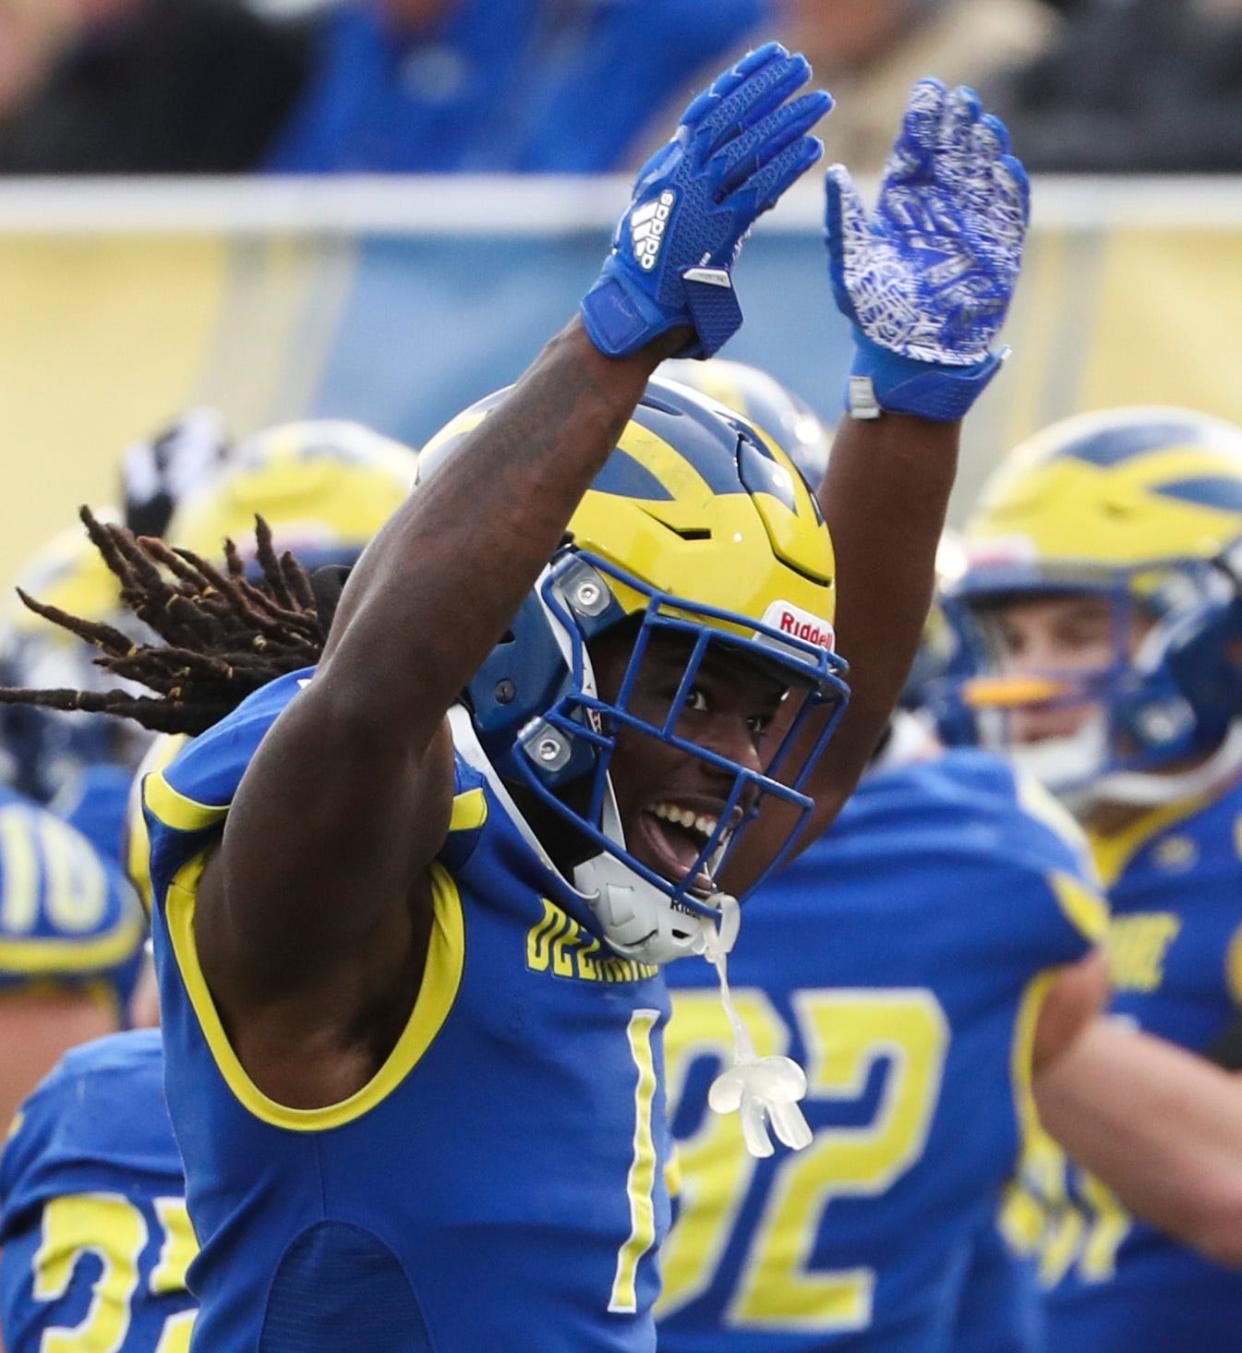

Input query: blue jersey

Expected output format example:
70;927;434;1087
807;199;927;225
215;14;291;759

0;1030;195;1352
658;749;1104;1353
951;1220;1043;1353
142;670;671;1353
1023;777;1242;1349
0;784;144;1013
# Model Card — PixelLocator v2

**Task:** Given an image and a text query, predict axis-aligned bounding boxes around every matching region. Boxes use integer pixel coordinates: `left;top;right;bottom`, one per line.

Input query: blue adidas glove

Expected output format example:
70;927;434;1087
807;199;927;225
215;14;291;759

826;80;1030;421
582;42;831;360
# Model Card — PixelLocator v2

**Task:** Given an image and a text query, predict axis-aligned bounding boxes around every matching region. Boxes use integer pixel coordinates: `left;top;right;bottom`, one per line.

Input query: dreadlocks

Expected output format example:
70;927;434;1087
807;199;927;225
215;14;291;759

0;507;328;735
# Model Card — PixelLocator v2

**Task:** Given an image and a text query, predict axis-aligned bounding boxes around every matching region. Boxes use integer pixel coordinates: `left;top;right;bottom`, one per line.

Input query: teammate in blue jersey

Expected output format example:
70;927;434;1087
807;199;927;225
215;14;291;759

0;783;144;1137
939;407;1242;1349
0;53;1029;1351
658;737;1105;1353
646;366;1108;1353
0;1030;194;1353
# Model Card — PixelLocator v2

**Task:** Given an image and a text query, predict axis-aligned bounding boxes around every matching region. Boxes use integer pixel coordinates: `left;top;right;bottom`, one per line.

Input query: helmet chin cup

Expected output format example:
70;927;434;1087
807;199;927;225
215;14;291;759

573;850;714;966
1000;716;1109;803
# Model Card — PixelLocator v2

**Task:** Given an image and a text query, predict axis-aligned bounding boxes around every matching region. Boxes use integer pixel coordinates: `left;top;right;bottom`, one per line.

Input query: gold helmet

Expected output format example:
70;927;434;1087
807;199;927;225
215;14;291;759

168;420;416;571
945;407;1242;803
419;377;848;964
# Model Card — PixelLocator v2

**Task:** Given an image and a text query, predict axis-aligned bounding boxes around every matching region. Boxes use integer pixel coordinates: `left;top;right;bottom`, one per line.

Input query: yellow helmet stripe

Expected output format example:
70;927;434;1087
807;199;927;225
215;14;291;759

615;422;714;502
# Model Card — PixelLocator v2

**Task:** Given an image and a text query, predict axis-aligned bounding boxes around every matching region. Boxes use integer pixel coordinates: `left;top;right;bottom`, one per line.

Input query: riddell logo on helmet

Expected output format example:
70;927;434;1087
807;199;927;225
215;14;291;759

759;601;835;651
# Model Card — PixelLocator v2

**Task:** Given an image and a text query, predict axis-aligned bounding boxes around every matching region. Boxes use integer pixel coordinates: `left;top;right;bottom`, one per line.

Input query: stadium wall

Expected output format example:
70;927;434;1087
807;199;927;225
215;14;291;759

2;176;1241;585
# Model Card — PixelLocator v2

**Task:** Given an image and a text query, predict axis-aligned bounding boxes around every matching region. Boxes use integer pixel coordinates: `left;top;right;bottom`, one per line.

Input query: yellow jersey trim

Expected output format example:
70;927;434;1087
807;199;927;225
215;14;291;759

0;911;144;976
448;788;487;833
164;854;465;1132
143;773;229;836
1010;969;1058;1170
1088;789;1215;889
1226;923;1242;1008
1049;871;1109;945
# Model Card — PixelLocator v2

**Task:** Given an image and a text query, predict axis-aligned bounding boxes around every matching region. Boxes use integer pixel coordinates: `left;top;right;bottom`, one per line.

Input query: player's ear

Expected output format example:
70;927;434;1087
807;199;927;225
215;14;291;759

310;565;353;633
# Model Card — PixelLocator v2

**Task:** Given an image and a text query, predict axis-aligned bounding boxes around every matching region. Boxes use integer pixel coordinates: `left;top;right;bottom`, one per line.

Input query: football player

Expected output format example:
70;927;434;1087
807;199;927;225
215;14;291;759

0;514;145;862
940;407;1242;1349
0;52;1028;1350
0;785;144;1139
1;419;414;861
2;411;231;860
658;683;1107;1352
0;1030;195;1353
650;368;1107;1351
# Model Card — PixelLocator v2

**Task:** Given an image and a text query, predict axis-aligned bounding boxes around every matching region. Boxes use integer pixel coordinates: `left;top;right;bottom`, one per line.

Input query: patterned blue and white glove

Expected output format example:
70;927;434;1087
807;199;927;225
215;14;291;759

582;42;831;360
826;80;1030;421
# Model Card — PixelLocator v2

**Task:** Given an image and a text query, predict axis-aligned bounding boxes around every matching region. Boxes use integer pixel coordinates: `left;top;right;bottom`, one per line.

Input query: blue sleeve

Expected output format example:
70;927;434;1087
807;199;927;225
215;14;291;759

0;1070;60;1241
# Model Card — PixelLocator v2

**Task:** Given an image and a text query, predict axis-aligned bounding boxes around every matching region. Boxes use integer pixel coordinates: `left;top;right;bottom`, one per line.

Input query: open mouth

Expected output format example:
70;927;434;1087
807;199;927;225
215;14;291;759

637;800;736;895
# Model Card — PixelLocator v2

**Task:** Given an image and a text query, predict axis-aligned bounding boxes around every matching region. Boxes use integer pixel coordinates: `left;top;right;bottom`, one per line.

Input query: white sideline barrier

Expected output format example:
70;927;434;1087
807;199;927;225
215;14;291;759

1;175;1242;234
2;174;1242;585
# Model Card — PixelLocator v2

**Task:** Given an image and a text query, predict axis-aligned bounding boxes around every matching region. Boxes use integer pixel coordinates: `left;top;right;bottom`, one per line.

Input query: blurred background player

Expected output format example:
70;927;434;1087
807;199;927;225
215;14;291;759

0;414;232;1204
0;1029;195;1353
0;416;414;863
165;418;418;575
939;407;1242;1349
0;410;231;865
658;724;1105;1352
652;361;1108;1353
0;784;143;1139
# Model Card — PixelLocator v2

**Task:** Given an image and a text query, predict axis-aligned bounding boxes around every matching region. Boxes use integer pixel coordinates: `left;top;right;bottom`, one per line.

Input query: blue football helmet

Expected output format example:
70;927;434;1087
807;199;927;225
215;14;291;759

419;378;849;964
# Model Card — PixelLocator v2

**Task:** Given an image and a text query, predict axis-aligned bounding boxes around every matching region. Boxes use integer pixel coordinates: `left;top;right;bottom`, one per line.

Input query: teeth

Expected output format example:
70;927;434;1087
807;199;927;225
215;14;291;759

651;802;719;840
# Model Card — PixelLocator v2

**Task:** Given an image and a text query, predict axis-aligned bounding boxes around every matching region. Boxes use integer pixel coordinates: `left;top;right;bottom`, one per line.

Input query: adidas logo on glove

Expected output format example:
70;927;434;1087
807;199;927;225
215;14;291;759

630;190;676;271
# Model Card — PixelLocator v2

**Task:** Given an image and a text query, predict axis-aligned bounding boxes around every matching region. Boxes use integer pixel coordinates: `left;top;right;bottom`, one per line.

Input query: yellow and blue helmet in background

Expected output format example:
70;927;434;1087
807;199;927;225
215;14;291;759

938;406;1242;804
659;357;832;488
167;420;417;573
0;513;133;801
419;377;849;963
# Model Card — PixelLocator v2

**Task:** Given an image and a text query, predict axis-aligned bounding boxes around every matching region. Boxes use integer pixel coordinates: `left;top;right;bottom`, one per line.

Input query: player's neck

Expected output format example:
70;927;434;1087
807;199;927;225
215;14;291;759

1083;746;1232;839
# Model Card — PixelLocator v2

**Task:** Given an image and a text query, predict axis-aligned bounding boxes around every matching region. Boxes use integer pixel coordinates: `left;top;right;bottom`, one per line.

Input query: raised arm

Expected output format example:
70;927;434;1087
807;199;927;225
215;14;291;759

808;80;1030;835
197;45;832;1016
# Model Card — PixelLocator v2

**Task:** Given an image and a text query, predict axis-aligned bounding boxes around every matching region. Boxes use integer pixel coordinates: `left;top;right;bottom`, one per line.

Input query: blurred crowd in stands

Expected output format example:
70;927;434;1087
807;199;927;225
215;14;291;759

0;0;1240;176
